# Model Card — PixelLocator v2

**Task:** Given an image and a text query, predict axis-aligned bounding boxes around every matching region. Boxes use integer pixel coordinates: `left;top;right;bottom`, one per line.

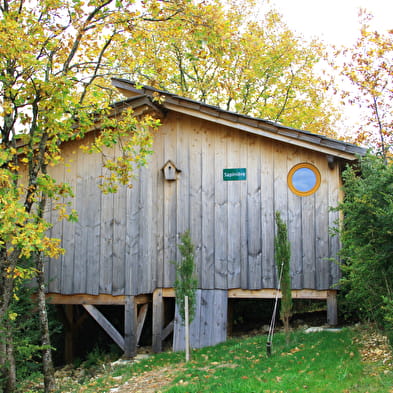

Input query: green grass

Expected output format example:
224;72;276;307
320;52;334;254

22;326;392;393
162;328;392;393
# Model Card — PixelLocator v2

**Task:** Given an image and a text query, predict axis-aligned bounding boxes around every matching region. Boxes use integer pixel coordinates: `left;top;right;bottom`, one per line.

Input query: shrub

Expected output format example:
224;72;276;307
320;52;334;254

338;154;393;341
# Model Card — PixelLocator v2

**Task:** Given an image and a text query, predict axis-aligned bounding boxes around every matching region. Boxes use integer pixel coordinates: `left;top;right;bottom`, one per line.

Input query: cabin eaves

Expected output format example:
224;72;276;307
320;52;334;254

111;77;366;161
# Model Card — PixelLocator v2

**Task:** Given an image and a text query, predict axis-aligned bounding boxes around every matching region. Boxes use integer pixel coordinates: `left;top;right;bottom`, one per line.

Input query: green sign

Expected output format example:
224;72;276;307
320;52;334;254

223;168;247;181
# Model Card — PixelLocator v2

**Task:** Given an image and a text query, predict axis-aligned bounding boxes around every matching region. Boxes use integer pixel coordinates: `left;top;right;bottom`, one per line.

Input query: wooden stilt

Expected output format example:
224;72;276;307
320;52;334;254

64;305;74;364
124;296;137;358
327;290;338;326
152;289;164;353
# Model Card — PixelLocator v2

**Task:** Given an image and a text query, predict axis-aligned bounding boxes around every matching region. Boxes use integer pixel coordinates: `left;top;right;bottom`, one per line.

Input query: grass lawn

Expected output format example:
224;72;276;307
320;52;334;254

38;326;392;393
160;327;392;393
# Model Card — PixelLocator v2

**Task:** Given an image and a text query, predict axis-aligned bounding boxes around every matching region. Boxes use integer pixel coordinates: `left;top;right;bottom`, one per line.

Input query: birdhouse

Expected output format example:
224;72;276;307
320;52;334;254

162;160;181;181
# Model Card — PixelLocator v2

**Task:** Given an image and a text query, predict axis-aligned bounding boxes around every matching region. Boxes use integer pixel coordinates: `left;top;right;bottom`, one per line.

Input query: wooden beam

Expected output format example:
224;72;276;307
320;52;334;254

162;320;174;341
152;289;164;353
159;288;331;300
228;289;329;299
46;293;151;305
327;290;338;326
82;304;125;351
64;305;74;364
124;296;137;358
136;304;148;345
161;288;175;298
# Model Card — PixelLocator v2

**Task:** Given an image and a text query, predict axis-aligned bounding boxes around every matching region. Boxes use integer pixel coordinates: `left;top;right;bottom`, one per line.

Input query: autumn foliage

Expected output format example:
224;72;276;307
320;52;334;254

334;10;393;159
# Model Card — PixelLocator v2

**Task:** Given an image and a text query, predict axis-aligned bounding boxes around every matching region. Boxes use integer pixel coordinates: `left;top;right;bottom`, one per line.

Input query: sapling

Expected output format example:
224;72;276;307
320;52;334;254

275;211;292;345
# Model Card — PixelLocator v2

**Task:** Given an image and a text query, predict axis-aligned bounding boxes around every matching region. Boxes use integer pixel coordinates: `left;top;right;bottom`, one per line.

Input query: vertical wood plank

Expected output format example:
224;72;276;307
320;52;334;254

247;137;262;289
125;167;140;296
315;155;330;290
61;143;78;294
73;176;87;293
46;162;63;292
163;116;178;287
138;165;154;294
176;114;190;235
227;131;242;289
190;289;202;348
112;184;126;295
273;143;288;288
73;145;89;293
99;147;114;294
213;290;227;344
201;123;215;289
287;148;303;290
214;127;228;289
189;119;203;286
301;202;316;288
85;151;101;295
153;128;165;289
261;140;275;288
239;133;248;290
329;163;342;287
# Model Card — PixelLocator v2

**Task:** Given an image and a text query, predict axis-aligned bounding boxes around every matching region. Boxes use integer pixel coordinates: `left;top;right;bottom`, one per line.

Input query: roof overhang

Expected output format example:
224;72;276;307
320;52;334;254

111;78;366;161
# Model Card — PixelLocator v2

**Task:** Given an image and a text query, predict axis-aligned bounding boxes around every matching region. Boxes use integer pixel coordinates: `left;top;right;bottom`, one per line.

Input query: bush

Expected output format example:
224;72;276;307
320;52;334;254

338;154;393;342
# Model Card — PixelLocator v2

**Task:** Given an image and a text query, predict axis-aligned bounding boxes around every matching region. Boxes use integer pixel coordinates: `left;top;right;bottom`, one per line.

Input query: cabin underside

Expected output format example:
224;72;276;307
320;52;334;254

48;288;337;362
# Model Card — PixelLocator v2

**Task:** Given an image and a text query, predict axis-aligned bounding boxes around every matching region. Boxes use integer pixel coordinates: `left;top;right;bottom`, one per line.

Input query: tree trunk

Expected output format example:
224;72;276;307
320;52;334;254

5;325;16;393
283;315;291;346
0;252;19;393
35;253;56;393
0;320;17;393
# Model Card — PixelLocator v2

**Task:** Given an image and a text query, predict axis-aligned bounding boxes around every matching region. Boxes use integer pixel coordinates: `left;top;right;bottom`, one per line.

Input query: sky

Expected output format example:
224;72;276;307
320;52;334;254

260;0;393;46
257;0;392;138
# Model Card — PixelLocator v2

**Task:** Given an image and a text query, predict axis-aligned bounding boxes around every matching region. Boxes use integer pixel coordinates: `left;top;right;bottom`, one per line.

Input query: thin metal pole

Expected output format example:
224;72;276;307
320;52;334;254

185;295;190;362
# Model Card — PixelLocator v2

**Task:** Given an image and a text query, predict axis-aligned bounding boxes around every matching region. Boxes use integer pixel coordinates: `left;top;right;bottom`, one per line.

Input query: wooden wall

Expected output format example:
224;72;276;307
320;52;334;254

45;111;342;296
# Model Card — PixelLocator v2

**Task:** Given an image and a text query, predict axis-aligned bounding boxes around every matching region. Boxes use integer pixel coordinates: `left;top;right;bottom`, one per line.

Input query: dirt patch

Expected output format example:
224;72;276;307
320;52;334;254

108;365;184;393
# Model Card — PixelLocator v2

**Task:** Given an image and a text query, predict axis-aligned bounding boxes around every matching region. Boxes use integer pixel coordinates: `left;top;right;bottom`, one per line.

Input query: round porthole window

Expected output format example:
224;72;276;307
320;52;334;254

288;163;321;197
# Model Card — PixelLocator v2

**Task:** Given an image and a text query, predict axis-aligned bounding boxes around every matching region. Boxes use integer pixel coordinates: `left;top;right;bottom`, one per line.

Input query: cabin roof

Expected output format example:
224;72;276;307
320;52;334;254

111;78;366;161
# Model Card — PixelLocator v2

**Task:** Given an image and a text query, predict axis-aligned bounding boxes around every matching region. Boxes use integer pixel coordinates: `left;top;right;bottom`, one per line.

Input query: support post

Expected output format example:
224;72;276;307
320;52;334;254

152;289;164;353
64;305;74;364
124;296;137;358
327;290;338;326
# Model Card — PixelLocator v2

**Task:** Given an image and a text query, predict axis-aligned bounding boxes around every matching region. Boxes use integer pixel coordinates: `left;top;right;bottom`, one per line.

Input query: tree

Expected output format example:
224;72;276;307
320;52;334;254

334;10;393;160
173;230;198;326
274;211;292;345
173;230;197;362
118;1;340;136
337;154;393;342
0;0;193;391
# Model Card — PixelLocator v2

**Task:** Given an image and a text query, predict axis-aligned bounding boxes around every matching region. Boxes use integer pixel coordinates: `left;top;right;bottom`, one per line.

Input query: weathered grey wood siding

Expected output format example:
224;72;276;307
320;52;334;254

46;111;342;295
173;289;227;351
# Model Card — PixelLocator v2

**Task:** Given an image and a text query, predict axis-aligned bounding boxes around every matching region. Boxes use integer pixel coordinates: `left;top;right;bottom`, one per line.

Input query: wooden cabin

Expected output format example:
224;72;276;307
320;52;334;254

45;79;365;358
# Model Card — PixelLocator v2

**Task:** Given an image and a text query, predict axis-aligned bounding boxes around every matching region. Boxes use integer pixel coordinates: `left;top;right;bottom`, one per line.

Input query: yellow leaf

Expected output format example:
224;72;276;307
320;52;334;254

9;312;17;321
